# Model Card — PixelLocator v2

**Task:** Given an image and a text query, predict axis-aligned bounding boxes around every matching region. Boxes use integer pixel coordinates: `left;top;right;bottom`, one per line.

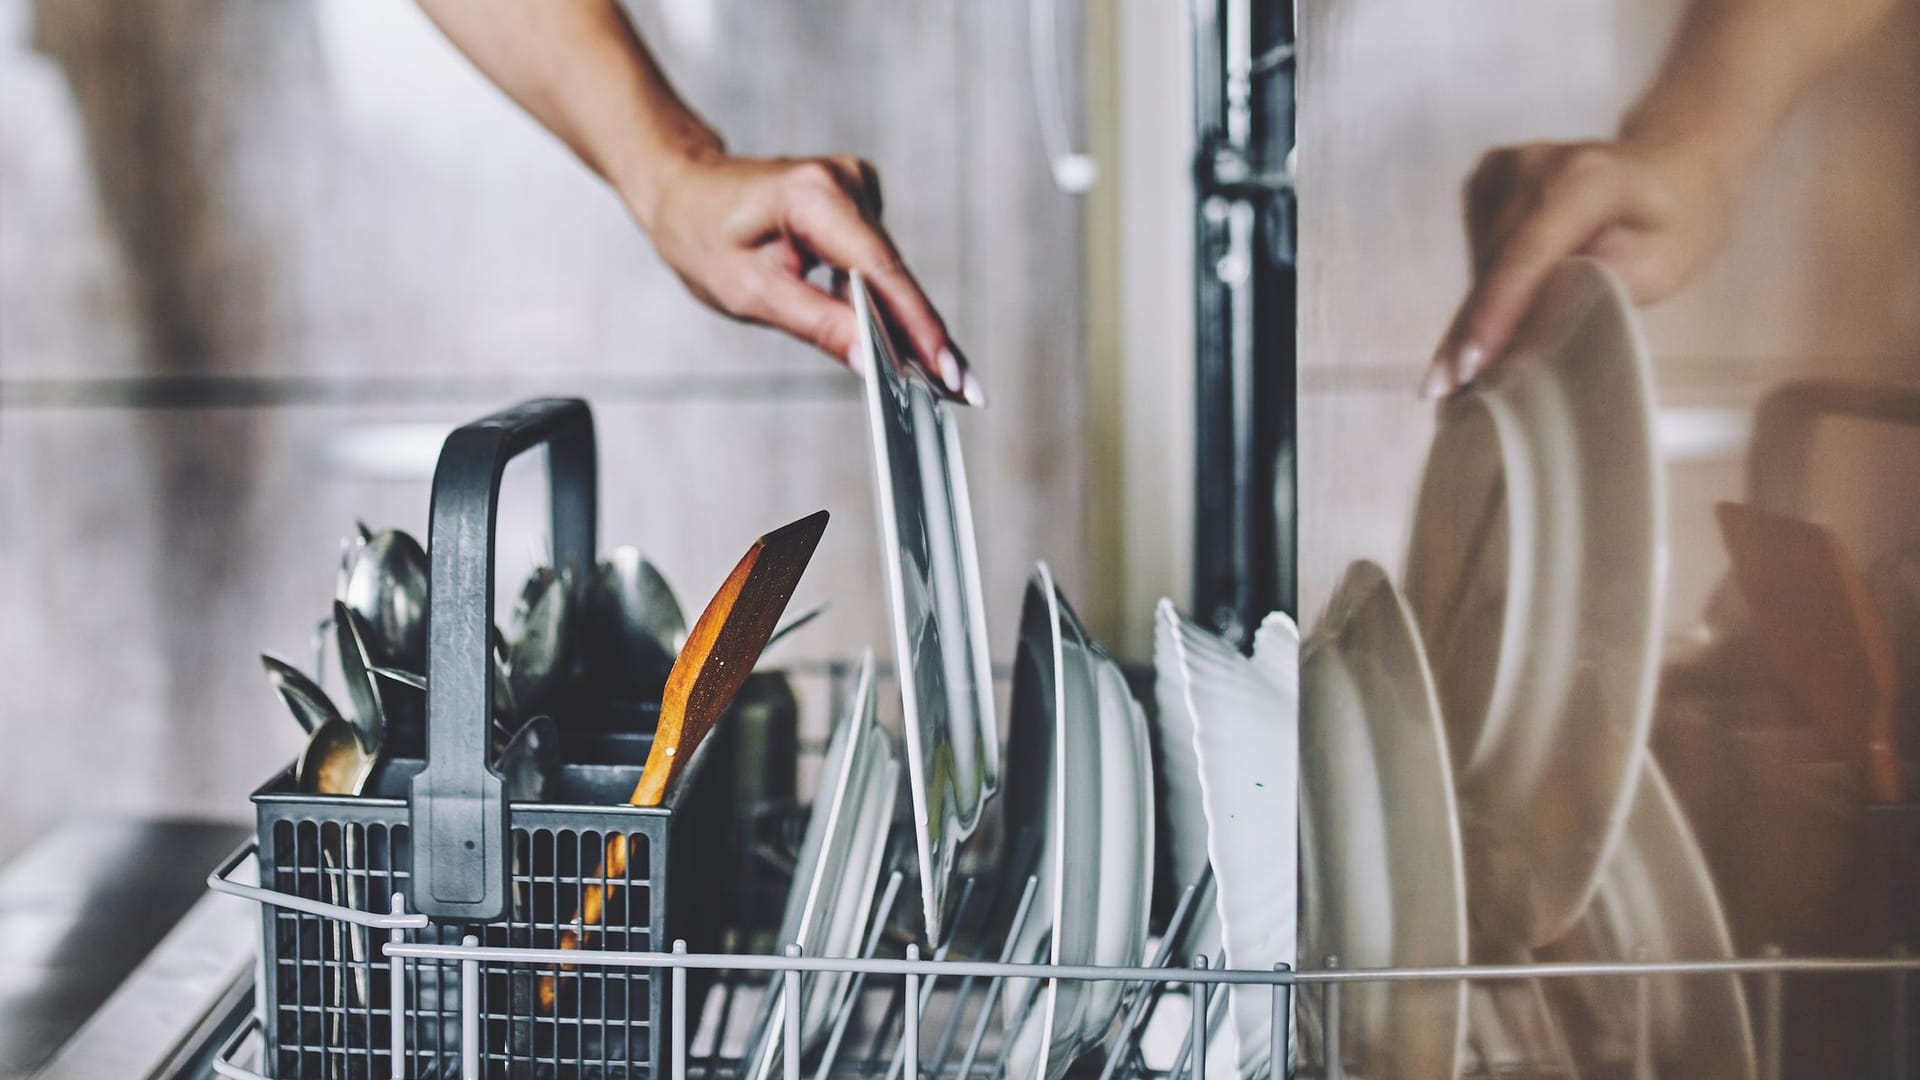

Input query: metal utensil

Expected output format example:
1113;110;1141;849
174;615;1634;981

340;527;429;670
333;601;390;756
584;546;685;698
371;663;516;758
294;707;378;1023
507;566;572;714
261;653;343;736
496;715;560;803
542;509;830;1011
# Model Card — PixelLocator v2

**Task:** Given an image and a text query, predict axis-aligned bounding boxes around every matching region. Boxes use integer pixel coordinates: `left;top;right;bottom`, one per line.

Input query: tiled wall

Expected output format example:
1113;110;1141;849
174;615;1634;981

0;0;1087;862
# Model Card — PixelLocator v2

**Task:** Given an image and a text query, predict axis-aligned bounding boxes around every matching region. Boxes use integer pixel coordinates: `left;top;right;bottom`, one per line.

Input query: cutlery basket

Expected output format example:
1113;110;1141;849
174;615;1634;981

250;399;727;1080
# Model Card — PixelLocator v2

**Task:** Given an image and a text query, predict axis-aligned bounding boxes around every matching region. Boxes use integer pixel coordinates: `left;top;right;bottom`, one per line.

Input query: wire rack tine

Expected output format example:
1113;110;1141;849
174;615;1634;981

673;941;689;1080
814;871;906;1080
1100;868;1212;1080
993;927;1054;1077
1190;955;1209;1080
784;945;805;1080
883;878;978;1080
955;875;1040;1080
904;944;922;1080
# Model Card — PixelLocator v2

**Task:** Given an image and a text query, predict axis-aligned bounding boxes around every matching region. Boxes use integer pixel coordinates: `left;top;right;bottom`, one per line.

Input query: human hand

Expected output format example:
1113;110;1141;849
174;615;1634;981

637;150;981;404
1423;136;1739;398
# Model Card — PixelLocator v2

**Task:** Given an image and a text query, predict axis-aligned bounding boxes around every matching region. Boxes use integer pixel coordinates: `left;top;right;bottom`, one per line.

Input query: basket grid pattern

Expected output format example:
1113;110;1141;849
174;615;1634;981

266;818;659;1080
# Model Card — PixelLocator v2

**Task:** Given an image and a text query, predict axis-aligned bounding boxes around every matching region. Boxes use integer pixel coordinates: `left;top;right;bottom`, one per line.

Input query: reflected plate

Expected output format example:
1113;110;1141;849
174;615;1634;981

854;274;999;946
1403;258;1666;948
1535;761;1756;1079
1300;561;1467;1080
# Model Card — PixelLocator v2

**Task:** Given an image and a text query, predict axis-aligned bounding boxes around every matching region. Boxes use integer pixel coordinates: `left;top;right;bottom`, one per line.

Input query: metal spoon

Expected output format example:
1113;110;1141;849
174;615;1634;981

585;547;685;696
333;601;389;755
261;653;343;736
372;663;516;757
496;715;559;802
294;711;377;1020
340;528;429;671
507;566;572;715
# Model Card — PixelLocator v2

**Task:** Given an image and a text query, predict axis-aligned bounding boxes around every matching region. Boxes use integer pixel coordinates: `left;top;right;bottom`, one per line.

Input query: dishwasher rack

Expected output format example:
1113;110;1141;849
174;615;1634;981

205;839;1920;1080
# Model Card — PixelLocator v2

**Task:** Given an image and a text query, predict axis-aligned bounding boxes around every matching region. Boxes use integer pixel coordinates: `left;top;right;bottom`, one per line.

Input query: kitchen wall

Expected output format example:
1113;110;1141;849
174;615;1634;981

0;0;1087;863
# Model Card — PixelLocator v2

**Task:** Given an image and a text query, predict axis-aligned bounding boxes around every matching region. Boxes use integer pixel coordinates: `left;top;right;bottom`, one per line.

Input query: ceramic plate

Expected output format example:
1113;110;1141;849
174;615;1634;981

1535;761;1756;1079
1299;560;1468;1080
1155;602;1299;1080
742;652;901;1080
1402;257;1666;948
854;273;998;946
1003;565;1153;1080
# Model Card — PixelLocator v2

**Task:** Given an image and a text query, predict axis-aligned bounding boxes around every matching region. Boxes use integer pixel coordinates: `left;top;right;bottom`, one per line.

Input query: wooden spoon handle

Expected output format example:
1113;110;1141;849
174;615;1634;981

537;833;629;1013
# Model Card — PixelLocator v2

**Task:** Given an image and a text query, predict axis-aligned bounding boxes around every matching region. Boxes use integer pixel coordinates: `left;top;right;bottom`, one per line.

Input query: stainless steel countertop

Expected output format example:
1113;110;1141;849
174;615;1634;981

0;818;250;1078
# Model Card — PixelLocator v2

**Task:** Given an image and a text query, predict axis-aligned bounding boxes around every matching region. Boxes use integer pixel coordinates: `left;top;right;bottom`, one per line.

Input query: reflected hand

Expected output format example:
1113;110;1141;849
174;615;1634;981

640;151;981;404
1423;137;1737;398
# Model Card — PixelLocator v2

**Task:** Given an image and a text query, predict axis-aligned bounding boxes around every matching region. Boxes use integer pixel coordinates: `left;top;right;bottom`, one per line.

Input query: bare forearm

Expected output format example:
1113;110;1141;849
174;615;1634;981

414;0;721;229
1622;0;1903;191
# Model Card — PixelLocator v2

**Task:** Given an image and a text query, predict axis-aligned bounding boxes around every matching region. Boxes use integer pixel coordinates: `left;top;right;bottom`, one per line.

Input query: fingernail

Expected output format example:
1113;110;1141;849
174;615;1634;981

1452;344;1485;388
1418;362;1453;400
960;369;987;407
935;348;965;395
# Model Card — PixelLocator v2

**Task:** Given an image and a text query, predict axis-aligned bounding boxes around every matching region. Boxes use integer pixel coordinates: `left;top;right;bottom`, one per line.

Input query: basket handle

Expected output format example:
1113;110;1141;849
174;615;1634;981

1747;378;1920;518
411;397;597;921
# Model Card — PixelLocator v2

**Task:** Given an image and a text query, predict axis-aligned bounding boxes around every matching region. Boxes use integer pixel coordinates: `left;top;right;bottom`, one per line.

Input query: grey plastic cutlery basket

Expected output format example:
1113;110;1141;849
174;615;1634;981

251;398;725;1080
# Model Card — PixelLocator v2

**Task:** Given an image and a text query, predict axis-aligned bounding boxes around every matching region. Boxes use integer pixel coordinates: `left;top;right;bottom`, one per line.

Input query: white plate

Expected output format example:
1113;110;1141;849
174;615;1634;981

854;274;999;945
1299;560;1467;1080
742;652;901;1080
1402;258;1666;948
1155;601;1299;1080
1535;761;1756;1079
1004;564;1154;1080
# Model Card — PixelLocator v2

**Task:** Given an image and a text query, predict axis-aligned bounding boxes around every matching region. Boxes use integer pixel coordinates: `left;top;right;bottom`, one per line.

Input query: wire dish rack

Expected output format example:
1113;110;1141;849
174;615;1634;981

204;835;1920;1080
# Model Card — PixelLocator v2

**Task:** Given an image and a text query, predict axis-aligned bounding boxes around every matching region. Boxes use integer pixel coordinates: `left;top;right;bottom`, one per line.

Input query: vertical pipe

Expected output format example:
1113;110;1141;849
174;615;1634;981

1190;955;1209;1080
1893;945;1911;1080
389;893;407;1080
904;945;922;1080
460;935;480;1080
1631;970;1655;1080
1761;944;1784;1080
1324;957;1343;1080
672;941;688;1080
1270;963;1291;1078
784;944;804;1080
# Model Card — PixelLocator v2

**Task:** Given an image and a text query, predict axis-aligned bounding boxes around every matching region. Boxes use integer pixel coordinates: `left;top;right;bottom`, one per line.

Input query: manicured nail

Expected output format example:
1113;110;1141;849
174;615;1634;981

960;369;987;407
935;348;965;395
1419;362;1454;400
1452;344;1485;388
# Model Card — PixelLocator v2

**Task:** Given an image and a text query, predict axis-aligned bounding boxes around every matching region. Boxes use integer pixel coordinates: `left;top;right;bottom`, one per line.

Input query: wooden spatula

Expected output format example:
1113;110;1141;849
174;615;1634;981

1715;501;1905;802
541;509;829;1010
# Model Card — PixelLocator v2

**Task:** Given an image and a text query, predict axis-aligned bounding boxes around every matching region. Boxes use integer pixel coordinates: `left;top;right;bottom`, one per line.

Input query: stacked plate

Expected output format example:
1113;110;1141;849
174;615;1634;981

1002;565;1155;1080
741;652;900;1080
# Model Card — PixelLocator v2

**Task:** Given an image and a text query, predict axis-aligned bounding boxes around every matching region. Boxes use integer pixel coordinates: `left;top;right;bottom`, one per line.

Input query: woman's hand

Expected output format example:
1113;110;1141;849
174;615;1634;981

1423;136;1737;398
637;150;980;403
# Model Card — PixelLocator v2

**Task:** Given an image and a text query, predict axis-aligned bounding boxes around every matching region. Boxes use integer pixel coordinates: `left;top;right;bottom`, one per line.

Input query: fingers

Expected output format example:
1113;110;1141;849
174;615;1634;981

1425;146;1629;398
782;169;981;404
737;267;861;363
